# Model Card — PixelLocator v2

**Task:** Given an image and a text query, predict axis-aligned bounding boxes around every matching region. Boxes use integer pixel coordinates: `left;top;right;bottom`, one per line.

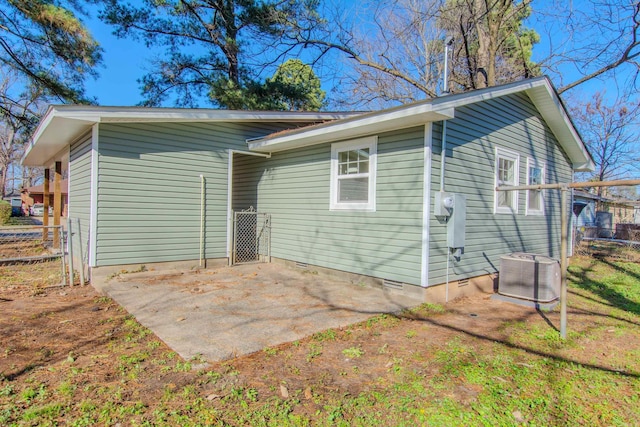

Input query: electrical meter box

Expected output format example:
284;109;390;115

447;193;466;249
434;192;454;218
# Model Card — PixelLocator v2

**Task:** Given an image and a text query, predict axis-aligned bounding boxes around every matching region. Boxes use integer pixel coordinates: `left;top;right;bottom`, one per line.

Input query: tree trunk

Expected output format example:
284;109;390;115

222;0;240;85
473;0;490;88
0;168;6;198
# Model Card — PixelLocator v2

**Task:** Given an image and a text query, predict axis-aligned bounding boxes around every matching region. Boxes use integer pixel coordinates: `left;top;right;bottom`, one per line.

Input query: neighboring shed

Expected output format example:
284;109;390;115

23;77;594;302
573;190;598;228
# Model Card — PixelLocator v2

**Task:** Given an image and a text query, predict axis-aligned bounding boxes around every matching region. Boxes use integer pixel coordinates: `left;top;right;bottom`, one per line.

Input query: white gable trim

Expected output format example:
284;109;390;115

248;77;594;172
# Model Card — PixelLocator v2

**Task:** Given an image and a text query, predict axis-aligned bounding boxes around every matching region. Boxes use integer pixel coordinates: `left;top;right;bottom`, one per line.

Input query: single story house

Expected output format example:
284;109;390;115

22;76;594;301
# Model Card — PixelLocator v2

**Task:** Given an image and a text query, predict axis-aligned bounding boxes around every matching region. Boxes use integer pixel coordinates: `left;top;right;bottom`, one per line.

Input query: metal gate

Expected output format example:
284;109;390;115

232;207;271;265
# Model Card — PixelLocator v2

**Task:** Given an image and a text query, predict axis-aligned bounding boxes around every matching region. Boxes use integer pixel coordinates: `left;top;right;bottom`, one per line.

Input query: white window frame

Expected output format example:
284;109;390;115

494;147;520;214
526;158;545;216
330;136;377;211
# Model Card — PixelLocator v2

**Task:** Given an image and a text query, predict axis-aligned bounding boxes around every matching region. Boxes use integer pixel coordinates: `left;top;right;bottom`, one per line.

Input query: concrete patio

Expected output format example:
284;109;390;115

100;262;422;363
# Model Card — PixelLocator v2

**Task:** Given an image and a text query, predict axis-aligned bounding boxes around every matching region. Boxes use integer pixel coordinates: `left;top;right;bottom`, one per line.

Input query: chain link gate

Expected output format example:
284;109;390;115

232;207;271;265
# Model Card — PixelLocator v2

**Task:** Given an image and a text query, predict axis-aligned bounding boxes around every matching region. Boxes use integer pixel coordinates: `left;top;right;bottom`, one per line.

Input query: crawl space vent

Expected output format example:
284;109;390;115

383;279;404;291
295;262;308;269
457;279;469;287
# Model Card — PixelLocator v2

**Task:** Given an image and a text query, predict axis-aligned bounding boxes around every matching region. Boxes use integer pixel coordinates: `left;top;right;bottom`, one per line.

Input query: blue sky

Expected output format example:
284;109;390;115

83;11;151;106
81;2;628;108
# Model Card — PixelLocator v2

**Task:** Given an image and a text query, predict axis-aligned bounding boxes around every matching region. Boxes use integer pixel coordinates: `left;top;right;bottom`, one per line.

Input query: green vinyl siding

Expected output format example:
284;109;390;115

252;127;425;285
69;132;93;262
428;92;572;285
94;121;297;266
232;153;263;211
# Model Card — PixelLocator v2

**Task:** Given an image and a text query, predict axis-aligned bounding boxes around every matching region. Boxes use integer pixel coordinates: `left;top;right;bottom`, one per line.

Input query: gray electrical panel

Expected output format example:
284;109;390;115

447;193;466;249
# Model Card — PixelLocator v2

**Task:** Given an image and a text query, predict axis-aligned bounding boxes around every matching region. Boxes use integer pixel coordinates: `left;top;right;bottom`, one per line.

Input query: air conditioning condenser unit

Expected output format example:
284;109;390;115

498;253;560;302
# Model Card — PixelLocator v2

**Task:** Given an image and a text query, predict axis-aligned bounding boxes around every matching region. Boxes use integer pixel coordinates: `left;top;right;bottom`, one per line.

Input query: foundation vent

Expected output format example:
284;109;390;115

383;279;404;291
295;261;309;269
458;279;469;287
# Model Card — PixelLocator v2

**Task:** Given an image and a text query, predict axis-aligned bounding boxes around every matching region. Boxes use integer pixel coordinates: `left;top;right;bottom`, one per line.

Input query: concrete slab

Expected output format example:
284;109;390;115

490;293;559;311
100;263;422;362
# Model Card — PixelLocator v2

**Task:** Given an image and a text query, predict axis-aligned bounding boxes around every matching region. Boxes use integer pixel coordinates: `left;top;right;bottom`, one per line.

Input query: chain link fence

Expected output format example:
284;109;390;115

573;225;640;261
0;225;65;262
0;225;68;287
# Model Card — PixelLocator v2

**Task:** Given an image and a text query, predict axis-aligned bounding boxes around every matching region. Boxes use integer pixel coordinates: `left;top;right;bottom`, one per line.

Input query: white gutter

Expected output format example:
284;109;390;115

439;121;448;192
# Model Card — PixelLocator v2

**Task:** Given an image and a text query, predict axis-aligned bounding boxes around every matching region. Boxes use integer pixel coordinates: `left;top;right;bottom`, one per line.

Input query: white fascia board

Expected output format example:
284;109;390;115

248;105;455;152
47;105;358;123
22;105;357;166
523;83;595;172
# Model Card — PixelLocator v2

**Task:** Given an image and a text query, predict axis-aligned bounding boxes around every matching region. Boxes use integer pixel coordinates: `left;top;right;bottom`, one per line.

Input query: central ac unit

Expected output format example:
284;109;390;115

498;253;560;302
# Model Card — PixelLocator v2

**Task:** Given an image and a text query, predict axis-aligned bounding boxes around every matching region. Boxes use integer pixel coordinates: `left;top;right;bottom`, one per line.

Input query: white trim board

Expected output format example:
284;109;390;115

421;123;433;287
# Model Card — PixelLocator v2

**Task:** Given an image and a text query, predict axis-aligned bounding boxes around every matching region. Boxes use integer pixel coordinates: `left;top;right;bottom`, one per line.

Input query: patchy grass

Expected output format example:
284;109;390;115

0;253;639;426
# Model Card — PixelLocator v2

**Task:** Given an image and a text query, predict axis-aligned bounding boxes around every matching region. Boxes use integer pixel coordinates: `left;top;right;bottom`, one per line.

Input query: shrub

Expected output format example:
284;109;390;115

0;200;11;225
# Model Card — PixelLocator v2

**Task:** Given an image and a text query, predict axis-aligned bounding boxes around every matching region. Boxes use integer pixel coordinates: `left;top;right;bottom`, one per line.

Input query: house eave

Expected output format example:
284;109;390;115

22;105;359;166
248;105;456;153
248;77;596;173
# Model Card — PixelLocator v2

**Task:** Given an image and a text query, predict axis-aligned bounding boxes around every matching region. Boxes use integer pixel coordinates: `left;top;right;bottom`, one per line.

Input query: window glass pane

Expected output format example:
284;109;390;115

497;154;516;209
529;190;541;210
498;158;514;184
529;167;541;185
338;177;369;202
338;148;371;176
358;148;370;159
498;190;512;207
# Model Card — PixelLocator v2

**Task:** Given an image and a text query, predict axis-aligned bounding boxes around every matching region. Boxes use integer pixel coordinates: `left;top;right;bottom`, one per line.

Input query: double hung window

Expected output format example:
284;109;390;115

330;137;377;211
526;158;545;215
494;147;519;214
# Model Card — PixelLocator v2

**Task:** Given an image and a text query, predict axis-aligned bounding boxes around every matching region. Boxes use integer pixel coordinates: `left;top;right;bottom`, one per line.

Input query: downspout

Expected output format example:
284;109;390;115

440;121;448;192
440;119;450;301
199;174;205;268
440;37;454;300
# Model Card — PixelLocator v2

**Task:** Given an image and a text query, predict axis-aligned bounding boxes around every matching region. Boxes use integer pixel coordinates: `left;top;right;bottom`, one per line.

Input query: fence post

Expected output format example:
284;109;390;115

67;218;74;286
560;186;569;339
76;218;85;285
59;226;67;286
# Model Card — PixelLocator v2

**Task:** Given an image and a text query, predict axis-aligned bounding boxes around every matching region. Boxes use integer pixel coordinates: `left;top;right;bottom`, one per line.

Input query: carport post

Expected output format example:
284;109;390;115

52;162;62;248
42;169;50;242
